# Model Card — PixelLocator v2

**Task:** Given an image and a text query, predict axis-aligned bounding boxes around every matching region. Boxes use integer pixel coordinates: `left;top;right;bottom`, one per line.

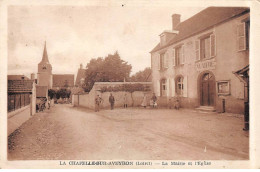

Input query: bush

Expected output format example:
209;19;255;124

100;84;151;93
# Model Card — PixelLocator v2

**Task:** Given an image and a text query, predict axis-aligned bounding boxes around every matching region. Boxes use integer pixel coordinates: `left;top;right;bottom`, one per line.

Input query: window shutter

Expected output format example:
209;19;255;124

157;54;160;70
183;76;188;97
195;40;200;61
157;80;161;96
171;78;175;97
172;48;176;66
166;78;170;97
237;22;246;51
210;34;216;57
182;45;185;64
164;53;169;68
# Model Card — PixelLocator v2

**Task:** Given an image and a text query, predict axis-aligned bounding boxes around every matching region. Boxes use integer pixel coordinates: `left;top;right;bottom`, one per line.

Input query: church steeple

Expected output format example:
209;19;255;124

41;41;49;63
37;41;53;88
38;41;52;73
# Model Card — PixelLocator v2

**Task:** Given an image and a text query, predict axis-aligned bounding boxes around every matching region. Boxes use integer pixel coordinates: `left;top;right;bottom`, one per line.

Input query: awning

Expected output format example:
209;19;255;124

233;65;249;84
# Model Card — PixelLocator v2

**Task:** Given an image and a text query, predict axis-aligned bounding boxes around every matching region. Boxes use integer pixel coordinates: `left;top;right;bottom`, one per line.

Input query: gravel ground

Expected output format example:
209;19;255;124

8;104;249;160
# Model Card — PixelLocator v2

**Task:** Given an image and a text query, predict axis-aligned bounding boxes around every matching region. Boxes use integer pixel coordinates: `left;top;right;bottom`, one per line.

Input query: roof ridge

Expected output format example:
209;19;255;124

150;7;249;53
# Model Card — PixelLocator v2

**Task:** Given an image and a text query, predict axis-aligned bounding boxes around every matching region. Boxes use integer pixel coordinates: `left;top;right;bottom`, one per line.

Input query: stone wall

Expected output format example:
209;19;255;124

72;82;153;110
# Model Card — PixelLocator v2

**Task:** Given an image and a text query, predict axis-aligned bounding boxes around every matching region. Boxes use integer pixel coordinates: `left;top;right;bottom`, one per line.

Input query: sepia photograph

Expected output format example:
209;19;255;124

1;0;260;169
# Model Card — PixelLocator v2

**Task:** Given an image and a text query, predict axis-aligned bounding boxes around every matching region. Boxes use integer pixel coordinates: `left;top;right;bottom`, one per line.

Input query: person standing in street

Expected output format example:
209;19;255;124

123;93;128;108
47;98;51;109
109;93;115;110
141;93;147;108
151;93;157;108
95;95;103;112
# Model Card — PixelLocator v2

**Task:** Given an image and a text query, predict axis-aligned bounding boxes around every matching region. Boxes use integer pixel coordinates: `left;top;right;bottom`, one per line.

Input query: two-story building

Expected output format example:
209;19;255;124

150;7;249;114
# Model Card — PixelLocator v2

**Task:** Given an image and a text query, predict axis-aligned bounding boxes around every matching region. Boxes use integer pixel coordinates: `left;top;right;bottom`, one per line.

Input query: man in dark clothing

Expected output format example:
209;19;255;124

109;93;115;110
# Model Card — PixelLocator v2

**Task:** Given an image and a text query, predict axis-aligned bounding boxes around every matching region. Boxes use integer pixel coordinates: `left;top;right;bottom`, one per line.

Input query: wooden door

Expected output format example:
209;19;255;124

202;82;209;105
201;73;215;106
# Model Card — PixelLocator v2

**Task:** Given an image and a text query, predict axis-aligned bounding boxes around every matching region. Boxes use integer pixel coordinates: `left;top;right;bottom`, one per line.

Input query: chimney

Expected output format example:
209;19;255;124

172;14;181;30
31;73;35;80
80;64;83;69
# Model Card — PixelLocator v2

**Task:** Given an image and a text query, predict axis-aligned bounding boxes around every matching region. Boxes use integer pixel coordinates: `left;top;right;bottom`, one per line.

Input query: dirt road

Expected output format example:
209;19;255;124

8;104;249;160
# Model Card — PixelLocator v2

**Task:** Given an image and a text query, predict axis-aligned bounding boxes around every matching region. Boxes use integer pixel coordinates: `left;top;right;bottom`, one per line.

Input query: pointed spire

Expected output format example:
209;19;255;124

41;41;49;63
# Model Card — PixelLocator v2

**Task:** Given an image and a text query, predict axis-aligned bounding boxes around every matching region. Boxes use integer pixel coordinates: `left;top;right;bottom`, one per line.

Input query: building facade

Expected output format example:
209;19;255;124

150;7;249;114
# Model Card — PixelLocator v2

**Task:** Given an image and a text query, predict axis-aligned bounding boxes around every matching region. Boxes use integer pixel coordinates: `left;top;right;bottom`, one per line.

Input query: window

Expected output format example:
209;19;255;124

158;52;168;70
160;53;165;70
174;45;184;66
161;79;167;96
196;33;216;61
176;76;183;96
176;47;182;66
237;21;250;51
201;36;210;59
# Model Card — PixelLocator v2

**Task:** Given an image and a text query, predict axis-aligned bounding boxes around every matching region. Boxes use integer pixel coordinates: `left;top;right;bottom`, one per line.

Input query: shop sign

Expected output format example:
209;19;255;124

196;58;216;71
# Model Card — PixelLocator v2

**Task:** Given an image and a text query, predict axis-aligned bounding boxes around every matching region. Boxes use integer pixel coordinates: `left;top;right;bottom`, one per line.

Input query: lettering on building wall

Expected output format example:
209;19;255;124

196;58;216;71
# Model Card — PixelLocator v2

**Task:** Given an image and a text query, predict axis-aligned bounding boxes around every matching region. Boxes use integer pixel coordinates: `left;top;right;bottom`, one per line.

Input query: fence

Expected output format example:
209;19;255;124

8;93;31;112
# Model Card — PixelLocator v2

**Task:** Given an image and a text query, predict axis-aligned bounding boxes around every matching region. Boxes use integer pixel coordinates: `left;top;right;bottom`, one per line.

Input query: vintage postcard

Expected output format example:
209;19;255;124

0;0;260;169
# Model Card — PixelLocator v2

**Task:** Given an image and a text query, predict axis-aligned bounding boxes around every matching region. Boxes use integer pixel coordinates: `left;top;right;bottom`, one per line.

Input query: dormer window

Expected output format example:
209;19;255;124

160;34;166;46
160;30;179;47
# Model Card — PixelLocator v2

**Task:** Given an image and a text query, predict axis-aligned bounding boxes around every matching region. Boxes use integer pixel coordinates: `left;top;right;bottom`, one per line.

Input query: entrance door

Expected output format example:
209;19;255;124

201;73;215;106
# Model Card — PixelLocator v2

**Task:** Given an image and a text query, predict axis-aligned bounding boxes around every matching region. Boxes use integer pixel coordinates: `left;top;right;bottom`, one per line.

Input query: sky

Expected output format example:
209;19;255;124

8;5;205;78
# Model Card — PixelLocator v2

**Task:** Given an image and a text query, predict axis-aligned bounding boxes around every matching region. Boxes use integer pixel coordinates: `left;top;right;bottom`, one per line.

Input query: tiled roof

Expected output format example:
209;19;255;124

150;7;249;53
53;74;74;87
75;68;86;86
8;75;30;80
36;86;48;97
8;80;33;93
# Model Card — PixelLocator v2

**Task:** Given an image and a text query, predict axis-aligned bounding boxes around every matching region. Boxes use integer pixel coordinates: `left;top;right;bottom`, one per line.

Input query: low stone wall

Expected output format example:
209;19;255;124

72;82;153;110
73;91;152;110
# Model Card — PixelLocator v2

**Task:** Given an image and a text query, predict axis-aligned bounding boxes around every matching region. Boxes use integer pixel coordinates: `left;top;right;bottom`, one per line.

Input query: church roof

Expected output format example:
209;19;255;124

39;41;50;64
53;74;74;87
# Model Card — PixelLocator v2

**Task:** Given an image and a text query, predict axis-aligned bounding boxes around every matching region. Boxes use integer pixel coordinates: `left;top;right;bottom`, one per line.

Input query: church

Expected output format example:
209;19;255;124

36;42;75;98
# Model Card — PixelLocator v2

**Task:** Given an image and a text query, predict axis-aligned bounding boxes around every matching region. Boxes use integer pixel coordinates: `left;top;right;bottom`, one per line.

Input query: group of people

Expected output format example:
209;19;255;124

95;93;128;112
141;93;158;108
95;93;160;112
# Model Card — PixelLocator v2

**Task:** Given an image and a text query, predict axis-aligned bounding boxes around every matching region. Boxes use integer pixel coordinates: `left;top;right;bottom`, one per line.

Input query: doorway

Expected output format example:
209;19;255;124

200;72;215;106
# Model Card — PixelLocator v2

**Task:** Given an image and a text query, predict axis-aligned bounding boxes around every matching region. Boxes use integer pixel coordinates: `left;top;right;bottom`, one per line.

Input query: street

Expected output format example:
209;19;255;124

8;104;249;160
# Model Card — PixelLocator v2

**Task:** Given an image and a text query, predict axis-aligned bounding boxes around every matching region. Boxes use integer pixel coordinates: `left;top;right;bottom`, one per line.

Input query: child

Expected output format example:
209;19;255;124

174;99;180;110
168;98;172;109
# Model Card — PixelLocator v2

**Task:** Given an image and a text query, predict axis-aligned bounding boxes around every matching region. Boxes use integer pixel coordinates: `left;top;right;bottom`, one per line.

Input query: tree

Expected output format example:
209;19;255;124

130;67;152;82
48;89;56;99
57;89;69;99
84;51;132;92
